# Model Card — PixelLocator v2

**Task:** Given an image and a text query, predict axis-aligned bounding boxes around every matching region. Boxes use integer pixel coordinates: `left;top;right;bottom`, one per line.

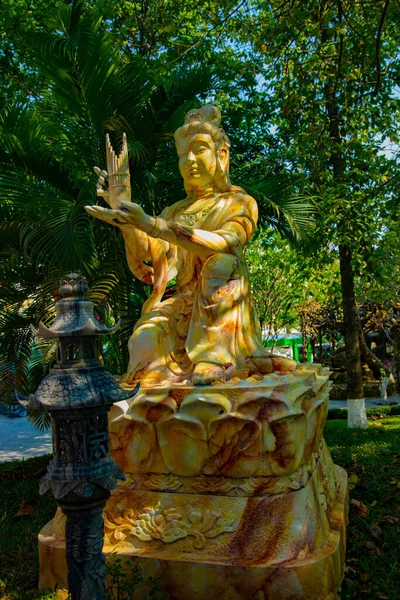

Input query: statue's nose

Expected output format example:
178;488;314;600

187;150;196;163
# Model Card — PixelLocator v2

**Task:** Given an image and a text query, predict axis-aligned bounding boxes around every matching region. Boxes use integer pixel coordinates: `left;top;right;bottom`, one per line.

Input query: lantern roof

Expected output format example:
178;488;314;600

17;272;140;412
32;367;138;409
36;273;119;338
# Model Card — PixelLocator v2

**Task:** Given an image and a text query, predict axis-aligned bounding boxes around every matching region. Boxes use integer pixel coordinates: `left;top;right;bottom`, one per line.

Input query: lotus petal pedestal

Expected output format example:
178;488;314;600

38;364;347;599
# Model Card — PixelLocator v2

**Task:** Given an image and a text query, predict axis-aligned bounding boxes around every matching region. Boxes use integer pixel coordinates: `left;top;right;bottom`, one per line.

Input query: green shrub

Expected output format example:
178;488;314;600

106;558;166;599
327;404;400;420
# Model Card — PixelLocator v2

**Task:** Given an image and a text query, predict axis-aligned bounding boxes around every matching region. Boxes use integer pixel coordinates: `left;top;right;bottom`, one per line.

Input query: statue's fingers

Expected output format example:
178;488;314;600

96;188;110;199
119;200;138;211
118;201;144;219
113;207;140;226
85;205;121;224
85;205;129;227
85;204;113;217
101;169;108;179
98;176;106;185
94;166;102;177
115;205;135;220
118;202;130;213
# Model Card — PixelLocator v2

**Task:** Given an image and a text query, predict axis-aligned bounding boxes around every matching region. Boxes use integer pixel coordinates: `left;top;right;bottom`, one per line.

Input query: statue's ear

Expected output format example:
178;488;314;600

218;146;229;172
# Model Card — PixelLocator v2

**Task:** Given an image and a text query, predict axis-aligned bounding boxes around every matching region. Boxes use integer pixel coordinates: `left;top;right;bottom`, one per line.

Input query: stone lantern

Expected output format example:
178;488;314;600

18;273;138;600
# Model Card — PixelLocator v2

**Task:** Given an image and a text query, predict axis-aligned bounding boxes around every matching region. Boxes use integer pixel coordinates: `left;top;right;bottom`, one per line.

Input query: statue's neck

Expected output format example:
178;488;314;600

192;185;217;200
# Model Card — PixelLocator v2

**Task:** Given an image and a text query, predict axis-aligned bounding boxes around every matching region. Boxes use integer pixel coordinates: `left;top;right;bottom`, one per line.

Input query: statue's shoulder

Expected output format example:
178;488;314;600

224;186;258;216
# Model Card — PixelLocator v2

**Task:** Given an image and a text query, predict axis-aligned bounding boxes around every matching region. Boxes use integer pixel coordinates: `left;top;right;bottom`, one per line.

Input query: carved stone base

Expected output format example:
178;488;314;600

38;365;347;599
38;456;347;599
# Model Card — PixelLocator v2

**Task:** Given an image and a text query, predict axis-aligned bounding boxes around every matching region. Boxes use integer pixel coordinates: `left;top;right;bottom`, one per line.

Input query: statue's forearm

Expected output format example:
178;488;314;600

111;203;243;257
119;227;150;282
142;216;232;258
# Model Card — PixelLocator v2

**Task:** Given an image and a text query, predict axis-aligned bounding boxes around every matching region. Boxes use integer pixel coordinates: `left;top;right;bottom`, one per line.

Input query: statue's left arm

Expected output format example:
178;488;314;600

112;195;258;258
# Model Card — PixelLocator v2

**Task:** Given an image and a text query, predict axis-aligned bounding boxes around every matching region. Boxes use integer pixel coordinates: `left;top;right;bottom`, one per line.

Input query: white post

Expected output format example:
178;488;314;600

347;398;368;428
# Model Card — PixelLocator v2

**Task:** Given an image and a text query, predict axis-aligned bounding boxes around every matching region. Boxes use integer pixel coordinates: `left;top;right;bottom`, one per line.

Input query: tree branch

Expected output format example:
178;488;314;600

337;0;365;38
166;0;248;65
358;320;391;377
373;0;391;97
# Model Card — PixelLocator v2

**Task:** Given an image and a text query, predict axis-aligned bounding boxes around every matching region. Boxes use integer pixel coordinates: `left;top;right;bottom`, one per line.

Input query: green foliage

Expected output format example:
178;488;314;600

242;174;318;243
328;404;400;421
0;455;56;599
0;0;317;419
240;1;400;277
2;0;398;410
0;1;210;412
106;558;166;600
239;1;399;397
356;212;400;306
246;229;340;340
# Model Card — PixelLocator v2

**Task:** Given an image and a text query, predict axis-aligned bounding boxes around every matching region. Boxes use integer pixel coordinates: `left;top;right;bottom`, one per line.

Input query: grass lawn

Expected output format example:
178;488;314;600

0;455;56;599
0;417;399;599
324;416;400;599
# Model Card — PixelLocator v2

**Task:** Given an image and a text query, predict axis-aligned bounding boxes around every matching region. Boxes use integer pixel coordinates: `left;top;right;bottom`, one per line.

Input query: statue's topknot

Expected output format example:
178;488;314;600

184;105;221;127
174;104;230;150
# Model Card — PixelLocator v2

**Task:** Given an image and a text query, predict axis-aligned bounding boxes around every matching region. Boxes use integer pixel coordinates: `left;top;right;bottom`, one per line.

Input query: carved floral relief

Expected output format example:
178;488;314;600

104;501;238;550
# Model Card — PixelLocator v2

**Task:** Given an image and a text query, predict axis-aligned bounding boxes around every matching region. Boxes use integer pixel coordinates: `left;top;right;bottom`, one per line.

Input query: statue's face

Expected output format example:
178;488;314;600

177;132;219;188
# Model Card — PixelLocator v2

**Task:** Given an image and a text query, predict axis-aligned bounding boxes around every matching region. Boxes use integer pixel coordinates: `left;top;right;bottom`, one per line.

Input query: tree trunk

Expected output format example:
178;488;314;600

339;245;367;427
392;325;400;393
319;328;323;359
322;4;366;426
310;334;316;362
358;320;390;379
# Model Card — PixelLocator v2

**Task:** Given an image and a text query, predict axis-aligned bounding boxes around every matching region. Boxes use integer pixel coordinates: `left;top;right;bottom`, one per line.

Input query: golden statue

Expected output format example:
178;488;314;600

40;106;347;600
86;105;296;387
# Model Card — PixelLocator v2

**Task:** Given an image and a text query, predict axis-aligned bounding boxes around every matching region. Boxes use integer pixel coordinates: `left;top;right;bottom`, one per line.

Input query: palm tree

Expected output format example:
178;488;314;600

0;0;317;422
0;1;211;414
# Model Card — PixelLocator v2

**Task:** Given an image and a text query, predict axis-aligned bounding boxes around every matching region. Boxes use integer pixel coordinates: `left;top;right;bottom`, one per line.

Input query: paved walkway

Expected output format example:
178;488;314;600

329;395;400;409
0;395;399;463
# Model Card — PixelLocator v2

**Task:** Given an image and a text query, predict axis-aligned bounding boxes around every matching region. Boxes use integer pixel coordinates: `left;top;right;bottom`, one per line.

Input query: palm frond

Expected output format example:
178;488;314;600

241;174;319;243
0;0;215;422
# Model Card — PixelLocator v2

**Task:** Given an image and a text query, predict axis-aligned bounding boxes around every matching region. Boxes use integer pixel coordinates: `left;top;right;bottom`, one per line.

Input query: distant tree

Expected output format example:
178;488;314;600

246;229;340;345
232;0;400;427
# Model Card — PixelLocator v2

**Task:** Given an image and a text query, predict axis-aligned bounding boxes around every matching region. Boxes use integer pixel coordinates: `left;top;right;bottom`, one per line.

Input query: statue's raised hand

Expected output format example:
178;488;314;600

86;133;132;227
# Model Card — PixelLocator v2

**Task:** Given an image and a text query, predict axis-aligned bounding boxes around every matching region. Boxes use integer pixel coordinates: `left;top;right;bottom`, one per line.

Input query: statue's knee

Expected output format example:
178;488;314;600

201;253;240;281
199;254;241;303
129;321;164;353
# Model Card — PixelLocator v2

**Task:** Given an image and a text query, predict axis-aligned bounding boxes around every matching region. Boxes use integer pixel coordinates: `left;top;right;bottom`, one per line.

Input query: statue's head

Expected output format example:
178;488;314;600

174;105;231;193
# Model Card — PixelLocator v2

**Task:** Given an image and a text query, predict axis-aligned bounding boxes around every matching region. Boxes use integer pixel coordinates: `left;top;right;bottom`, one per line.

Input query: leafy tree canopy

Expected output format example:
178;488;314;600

0;0;399;415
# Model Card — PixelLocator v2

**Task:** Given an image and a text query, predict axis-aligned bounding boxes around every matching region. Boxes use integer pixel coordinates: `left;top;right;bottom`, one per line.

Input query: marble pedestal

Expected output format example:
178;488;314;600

38;364;348;599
